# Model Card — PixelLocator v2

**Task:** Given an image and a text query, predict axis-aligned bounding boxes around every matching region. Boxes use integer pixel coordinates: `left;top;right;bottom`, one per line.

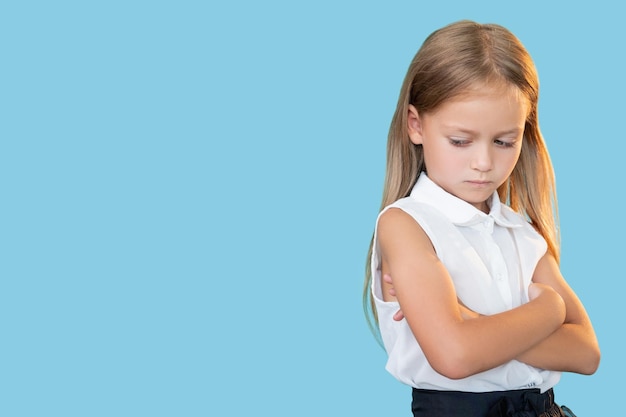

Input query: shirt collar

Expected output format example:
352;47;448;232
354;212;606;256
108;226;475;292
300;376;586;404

409;173;520;229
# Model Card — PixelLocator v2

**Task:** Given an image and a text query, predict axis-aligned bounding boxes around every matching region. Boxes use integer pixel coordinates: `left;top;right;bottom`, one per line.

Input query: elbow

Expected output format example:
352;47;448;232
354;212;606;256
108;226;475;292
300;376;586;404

580;345;601;375
428;344;477;380
435;365;474;380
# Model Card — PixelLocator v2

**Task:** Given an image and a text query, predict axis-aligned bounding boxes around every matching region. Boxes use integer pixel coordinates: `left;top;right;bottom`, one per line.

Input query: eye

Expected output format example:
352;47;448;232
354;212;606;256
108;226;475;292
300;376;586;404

494;138;516;148
449;137;470;147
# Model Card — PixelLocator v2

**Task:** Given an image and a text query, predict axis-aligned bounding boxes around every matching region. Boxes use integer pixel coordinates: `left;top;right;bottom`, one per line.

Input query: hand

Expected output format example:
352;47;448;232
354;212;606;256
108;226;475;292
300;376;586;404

527;282;566;324
384;273;480;321
383;273;406;321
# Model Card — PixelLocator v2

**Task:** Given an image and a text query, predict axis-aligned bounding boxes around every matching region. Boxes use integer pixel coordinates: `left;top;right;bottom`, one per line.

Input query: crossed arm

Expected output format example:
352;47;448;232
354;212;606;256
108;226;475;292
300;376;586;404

511;254;600;374
377;208;600;380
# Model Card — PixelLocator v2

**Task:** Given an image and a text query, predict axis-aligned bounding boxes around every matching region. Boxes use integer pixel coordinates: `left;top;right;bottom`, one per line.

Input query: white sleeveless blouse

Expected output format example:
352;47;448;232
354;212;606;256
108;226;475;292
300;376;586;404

371;173;560;393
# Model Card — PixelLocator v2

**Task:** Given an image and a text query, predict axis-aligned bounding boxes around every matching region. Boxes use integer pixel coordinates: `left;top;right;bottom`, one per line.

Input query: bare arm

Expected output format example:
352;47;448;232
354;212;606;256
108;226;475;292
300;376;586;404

384;273;479;321
377;208;566;380
515;253;600;374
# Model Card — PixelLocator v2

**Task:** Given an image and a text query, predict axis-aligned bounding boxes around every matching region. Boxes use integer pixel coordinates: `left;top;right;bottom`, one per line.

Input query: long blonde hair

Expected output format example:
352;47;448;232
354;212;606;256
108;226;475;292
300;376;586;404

363;20;560;336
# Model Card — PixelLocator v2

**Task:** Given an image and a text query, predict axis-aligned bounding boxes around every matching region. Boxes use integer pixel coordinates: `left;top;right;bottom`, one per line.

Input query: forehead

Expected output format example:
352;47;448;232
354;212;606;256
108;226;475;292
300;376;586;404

453;81;528;105
426;84;529;130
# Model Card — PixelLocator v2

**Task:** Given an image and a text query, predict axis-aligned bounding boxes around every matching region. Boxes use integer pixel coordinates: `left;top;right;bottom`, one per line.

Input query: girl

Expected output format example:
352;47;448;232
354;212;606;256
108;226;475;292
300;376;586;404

363;20;600;417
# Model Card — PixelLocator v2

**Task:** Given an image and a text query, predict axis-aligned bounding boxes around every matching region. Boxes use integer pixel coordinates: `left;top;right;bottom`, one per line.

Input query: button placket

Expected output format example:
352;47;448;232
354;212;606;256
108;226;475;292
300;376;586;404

481;218;512;308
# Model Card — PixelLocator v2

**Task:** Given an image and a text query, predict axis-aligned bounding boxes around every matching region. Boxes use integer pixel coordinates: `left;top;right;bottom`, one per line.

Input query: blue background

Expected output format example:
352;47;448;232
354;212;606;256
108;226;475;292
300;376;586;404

1;1;622;415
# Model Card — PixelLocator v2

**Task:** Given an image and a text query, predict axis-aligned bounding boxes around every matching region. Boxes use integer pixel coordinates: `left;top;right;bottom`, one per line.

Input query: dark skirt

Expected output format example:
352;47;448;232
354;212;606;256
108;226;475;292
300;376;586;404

411;387;569;417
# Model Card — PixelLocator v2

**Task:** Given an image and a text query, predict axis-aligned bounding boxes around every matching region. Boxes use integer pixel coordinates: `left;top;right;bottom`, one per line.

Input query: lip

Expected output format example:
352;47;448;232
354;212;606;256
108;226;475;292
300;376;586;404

466;180;492;187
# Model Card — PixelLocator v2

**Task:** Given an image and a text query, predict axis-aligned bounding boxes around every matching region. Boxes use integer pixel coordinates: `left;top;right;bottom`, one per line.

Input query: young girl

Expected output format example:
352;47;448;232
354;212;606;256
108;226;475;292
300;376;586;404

364;20;600;417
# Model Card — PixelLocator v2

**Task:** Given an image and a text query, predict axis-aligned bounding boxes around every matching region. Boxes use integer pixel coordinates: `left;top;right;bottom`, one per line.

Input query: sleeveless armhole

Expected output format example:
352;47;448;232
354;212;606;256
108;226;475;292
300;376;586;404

370;199;444;309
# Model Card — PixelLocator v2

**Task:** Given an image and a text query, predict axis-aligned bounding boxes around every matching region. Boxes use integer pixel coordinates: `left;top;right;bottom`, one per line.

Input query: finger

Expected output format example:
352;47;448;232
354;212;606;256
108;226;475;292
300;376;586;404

383;273;392;284
393;310;405;321
389;288;397;296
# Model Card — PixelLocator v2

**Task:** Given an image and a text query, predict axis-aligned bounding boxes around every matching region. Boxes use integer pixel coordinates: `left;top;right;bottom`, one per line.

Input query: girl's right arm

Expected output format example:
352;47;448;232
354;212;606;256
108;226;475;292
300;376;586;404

514;253;600;374
377;208;566;380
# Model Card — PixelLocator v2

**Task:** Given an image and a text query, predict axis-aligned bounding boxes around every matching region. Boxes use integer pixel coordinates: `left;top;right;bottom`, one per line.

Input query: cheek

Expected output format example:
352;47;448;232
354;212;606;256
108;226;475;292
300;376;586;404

423;151;464;177
421;147;446;170
503;150;522;172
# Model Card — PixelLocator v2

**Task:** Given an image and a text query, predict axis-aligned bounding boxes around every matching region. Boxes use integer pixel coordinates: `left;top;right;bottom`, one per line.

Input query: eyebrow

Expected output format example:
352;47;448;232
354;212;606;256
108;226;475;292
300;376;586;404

443;126;524;136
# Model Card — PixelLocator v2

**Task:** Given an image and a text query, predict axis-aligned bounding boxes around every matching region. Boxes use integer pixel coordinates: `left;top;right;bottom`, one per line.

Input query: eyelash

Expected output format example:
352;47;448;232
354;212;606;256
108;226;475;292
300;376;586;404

448;138;516;148
494;139;516;148
449;138;469;146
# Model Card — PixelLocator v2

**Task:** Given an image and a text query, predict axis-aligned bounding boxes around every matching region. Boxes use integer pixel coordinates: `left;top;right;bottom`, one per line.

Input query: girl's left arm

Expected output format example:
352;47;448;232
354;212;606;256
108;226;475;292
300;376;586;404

516;252;601;374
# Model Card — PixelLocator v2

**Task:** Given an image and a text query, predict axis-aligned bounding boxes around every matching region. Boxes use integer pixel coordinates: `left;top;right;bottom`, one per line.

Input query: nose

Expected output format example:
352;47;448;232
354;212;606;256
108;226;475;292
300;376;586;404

470;145;493;172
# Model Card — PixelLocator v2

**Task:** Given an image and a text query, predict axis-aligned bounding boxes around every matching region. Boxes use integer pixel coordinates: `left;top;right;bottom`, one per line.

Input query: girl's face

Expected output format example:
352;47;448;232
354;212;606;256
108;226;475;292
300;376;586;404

407;84;529;213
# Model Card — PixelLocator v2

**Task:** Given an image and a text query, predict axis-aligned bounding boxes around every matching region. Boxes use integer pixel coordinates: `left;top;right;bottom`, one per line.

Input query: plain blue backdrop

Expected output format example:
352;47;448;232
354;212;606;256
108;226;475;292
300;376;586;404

1;1;622;416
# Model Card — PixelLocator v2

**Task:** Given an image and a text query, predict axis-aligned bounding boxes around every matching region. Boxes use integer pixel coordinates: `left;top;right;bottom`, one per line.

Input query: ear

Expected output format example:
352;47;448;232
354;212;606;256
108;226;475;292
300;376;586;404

407;104;424;145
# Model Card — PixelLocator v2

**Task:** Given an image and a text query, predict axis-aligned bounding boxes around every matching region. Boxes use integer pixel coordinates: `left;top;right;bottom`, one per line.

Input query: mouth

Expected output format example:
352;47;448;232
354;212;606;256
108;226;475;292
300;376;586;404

466;180;492;187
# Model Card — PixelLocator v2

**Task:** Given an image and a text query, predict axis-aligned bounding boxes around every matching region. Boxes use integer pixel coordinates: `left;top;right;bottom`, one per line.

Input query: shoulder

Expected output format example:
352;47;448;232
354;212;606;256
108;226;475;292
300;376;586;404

380;197;444;224
377;206;423;237
500;205;540;231
499;204;548;252
377;196;456;241
376;200;438;253
499;204;528;223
